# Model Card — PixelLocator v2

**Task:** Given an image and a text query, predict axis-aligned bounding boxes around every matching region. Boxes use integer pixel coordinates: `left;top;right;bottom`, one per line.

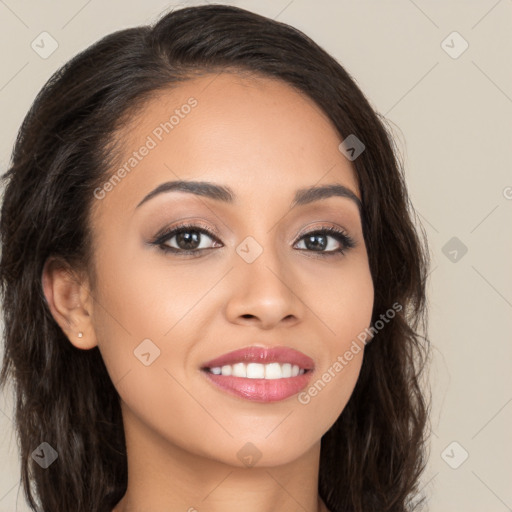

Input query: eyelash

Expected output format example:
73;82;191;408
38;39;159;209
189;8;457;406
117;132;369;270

150;222;356;258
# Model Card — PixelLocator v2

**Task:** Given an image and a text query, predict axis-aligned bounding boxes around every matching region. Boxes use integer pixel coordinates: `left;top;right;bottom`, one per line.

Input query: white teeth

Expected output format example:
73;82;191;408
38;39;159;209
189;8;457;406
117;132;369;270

281;363;292;378
265;362;282;379
247;363;265;378
232;362;246;377
208;362;307;379
221;364;232;376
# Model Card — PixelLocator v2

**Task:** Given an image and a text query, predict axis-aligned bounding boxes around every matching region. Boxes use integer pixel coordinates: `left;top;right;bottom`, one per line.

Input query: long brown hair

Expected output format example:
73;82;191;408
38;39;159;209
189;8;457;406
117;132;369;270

0;5;431;511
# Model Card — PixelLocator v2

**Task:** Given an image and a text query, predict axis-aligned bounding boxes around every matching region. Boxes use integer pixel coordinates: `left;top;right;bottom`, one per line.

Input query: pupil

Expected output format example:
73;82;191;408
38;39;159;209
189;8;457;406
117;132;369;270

305;234;326;251
177;231;200;250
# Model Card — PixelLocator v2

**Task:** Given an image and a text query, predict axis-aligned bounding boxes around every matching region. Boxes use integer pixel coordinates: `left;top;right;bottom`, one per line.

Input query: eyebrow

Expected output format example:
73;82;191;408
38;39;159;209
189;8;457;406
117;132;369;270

135;180;362;212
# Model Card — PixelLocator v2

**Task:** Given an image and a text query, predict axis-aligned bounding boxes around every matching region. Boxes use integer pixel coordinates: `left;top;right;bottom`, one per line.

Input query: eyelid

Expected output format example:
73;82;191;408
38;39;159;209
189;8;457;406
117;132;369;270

153;220;352;242
150;220;356;256
296;224;356;249
152;219;221;244
294;222;352;241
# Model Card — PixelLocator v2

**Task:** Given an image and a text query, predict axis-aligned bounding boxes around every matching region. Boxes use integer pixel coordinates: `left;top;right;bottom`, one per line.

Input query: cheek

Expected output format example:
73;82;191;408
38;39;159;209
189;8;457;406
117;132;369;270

89;252;218;458
92;245;217;340
90;245;225;396
331;265;374;342
301;255;374;343
294;258;373;427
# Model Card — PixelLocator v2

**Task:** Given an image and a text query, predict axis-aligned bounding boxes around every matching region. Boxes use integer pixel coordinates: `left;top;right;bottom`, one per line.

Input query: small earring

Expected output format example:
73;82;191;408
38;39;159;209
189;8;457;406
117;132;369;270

77;332;83;338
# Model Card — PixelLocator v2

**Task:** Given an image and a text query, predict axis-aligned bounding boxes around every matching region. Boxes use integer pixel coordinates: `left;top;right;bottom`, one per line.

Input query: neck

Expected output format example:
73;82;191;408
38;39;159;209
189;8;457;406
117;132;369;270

112;403;329;512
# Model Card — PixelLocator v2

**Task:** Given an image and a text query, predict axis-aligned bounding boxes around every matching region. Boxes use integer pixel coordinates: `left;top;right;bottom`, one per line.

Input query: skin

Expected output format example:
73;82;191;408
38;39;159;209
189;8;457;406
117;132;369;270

42;72;374;512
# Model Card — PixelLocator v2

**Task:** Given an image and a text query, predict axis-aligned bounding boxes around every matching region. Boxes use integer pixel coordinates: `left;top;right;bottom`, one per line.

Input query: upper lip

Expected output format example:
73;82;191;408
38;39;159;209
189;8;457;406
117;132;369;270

201;346;315;371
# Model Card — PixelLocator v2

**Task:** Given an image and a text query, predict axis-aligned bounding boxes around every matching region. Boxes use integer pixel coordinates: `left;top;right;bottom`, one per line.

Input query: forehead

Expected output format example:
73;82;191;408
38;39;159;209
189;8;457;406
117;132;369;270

92;72;360;220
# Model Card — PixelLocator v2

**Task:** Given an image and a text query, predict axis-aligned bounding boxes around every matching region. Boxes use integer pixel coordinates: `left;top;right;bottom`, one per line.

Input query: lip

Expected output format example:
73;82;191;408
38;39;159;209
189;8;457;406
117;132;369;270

200;346;315;403
201;346;315;370
202;371;313;402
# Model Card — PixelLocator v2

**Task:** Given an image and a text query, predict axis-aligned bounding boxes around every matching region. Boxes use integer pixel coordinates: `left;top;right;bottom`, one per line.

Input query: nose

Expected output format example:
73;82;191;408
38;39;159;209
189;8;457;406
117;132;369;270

224;245;306;330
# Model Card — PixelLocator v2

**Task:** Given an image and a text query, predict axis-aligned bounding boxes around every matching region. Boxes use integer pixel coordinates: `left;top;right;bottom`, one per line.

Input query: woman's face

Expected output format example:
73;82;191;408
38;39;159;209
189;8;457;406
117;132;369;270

85;72;374;467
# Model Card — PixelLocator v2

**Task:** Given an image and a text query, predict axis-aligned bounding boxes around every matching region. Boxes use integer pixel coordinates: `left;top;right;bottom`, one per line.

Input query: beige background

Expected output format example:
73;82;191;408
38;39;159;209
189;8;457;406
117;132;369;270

1;1;511;510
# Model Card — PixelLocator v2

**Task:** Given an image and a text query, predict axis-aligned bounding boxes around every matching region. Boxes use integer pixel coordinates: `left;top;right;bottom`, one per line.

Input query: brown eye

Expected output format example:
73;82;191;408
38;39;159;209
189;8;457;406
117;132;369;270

151;223;222;255
294;227;356;256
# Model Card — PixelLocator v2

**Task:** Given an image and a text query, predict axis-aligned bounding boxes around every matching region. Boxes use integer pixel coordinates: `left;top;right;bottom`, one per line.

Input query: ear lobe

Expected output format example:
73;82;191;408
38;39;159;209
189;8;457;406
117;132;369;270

41;257;98;350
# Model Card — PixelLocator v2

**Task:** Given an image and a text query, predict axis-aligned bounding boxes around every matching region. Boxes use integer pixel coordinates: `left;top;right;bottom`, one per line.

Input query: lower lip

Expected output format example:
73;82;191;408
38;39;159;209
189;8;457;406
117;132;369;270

201;370;313;402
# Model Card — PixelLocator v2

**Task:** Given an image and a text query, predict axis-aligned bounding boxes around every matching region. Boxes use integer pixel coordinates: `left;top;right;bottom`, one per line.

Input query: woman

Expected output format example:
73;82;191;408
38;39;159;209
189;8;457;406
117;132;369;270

0;4;431;512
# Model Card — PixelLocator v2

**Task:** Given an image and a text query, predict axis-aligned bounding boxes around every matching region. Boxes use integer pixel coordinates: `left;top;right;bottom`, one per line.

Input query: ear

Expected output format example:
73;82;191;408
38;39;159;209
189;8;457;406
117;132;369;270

41;256;98;350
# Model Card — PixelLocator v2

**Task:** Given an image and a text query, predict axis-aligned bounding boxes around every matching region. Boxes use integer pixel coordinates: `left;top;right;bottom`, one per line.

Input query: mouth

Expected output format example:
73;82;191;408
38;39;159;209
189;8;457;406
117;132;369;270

203;362;309;378
200;346;315;402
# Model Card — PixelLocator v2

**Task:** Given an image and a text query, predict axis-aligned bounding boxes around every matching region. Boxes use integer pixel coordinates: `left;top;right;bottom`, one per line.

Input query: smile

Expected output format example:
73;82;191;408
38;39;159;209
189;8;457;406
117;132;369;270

200;345;315;402
206;362;307;378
